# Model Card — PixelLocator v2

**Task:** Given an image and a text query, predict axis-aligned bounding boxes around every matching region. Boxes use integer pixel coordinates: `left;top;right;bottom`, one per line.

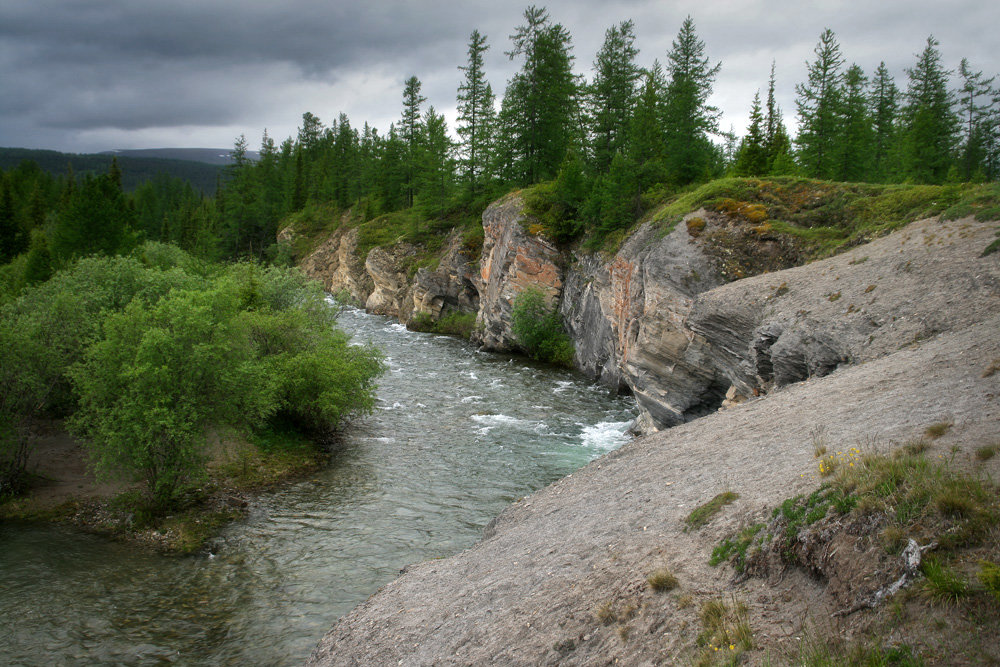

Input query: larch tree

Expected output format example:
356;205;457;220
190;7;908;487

400;76;427;207
956;58;996;180
588;19;641;174
662;16;721;185
795;28;845;179
456;29;497;198
763;62;794;174
870;62;899;182
628;62;669;189
734;92;767;176
899;36;958;183
835;64;875;182
504;5;581;184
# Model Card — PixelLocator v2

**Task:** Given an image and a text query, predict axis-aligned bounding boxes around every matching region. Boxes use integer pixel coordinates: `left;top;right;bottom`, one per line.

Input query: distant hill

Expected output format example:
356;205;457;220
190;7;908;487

100;147;260;165
0;147;228;194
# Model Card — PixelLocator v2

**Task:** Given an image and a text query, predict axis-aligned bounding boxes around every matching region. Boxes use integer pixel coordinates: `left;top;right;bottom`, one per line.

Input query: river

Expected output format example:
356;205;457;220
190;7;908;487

0;305;636;666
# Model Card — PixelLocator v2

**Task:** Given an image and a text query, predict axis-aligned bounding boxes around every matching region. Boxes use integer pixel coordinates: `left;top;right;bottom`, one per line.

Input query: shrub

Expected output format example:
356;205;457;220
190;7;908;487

510;287;574;367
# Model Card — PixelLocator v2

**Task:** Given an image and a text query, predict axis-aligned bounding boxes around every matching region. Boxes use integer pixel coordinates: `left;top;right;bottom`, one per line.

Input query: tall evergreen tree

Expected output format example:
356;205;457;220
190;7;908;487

956;58;996;180
835;64;875;182
734;92;767;176
763;62;794;173
870;62;899;182
0;176;25;263
795;28;845;179
400;76;427;207
662;16;721;185
899;36;958;183
504;6;581;184
417;107;455;216
628;62;669;189
588;20;641;174
456;29;497;198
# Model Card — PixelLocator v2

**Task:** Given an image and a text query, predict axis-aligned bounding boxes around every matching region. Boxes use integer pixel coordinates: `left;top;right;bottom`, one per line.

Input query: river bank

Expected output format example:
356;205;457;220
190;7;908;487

0;419;328;554
0;307;636;666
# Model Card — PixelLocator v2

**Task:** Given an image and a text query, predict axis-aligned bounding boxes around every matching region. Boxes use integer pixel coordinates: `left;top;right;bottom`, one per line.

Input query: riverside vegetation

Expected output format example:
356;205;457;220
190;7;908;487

0;245;383;551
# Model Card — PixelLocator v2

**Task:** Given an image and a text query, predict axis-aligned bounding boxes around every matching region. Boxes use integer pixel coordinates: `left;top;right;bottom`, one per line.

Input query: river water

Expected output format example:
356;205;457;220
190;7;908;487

0;306;636;666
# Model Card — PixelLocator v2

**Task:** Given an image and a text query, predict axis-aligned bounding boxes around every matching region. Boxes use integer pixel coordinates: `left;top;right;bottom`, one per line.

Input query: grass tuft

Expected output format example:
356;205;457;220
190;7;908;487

647;568;679;592
924;422;952;440
685;491;739;530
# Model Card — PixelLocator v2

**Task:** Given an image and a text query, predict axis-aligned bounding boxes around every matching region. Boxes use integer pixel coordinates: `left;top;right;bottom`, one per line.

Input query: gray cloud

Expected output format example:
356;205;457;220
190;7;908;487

1;0;997;153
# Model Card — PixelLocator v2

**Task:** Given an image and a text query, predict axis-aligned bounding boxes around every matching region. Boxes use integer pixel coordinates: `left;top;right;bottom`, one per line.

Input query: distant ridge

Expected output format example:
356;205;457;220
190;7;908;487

0;147;227;193
100;147;260;165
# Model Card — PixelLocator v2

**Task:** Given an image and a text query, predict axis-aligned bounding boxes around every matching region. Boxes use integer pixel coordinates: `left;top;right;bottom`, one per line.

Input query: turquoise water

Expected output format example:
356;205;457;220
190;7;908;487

0;306;636;665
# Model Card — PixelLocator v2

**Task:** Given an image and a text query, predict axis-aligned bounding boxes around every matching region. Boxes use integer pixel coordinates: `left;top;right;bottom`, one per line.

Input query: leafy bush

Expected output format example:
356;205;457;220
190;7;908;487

510;287;574;367
1;249;384;507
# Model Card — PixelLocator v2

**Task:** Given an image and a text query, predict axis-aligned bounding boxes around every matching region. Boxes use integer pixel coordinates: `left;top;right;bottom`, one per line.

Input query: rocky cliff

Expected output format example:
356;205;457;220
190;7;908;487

295;227;479;325
292;195;1000;436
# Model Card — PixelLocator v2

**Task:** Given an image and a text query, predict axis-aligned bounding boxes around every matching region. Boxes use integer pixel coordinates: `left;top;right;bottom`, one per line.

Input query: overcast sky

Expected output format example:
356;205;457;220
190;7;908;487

2;0;997;154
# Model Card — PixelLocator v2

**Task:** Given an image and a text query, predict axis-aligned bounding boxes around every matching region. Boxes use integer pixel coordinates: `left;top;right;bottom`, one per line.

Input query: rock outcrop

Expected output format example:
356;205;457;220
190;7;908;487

293;198;1000;436
296;226;479;326
410;232;480;320
562;211;728;432
297;227;372;305
472;193;564;351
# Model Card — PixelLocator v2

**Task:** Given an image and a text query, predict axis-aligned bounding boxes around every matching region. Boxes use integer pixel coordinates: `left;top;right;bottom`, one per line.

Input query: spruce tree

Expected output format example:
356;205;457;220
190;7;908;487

662;17;721;185
0;177;24;263
899;36;958;183
456;29;497;198
588;20;641;174
795;28;845;179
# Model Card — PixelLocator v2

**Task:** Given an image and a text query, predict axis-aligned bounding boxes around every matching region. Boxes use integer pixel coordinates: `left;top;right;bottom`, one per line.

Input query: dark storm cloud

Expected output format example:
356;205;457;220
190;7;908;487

1;0;997;152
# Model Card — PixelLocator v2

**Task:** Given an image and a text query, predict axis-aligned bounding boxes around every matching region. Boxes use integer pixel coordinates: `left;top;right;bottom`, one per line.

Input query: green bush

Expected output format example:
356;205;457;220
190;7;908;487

510;287;574;367
1;250;384;507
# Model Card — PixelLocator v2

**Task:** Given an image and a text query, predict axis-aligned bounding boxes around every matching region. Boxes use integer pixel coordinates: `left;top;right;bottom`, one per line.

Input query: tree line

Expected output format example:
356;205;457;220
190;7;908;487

2;8;997;274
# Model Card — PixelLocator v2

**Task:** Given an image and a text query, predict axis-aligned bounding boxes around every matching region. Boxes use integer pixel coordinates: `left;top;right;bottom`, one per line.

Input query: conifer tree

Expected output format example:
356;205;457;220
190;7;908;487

588;20;641;174
400;76;427;207
899;36;958;183
628;62;669;189
456;29;497;198
0;176;24;263
763;62;794;173
870;62;899;182
417;107;455;216
795;28;845;179
662;16;721;185
956;58;996;180
504;6;581;184
835;64;875;182
734;92;767;176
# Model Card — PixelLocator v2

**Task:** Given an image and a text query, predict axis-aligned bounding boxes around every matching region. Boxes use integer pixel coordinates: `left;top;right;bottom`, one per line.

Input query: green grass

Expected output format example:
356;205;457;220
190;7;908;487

408;310;477;339
643;177;1000;265
685;491;739;530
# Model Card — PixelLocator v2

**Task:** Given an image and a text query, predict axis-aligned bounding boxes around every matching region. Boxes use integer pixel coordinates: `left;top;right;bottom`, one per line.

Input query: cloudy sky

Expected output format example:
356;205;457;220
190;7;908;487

2;0;997;154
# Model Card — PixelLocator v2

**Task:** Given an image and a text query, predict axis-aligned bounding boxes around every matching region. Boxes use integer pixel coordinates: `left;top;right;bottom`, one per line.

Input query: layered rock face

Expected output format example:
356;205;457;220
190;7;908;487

293;198;1000;436
471;193;563;350
295;227;479;325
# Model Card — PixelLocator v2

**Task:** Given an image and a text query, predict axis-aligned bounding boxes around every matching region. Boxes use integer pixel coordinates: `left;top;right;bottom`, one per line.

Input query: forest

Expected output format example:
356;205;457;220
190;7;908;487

1;7;998;517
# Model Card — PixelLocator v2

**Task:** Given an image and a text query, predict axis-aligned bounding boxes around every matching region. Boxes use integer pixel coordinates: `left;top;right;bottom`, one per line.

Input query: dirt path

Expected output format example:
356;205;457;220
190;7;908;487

307;314;1000;665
